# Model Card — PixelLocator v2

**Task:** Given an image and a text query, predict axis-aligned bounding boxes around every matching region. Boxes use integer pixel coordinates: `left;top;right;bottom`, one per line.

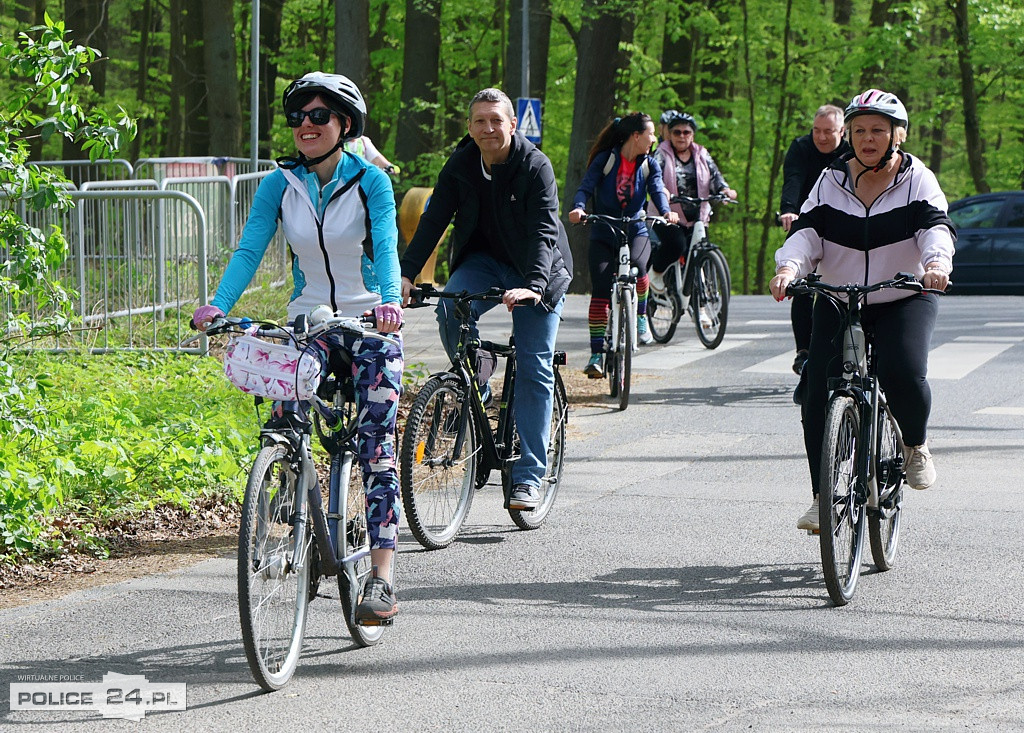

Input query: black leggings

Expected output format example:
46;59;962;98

791;293;814;352
588;234;651;297
802;292;938;495
650;222;692;273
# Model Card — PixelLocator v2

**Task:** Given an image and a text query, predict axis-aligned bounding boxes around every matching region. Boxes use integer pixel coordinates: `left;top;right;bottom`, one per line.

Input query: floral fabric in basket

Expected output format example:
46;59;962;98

223;334;322;401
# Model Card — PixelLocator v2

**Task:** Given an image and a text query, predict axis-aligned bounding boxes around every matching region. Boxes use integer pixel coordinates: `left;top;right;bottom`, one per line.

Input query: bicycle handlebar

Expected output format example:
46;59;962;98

406;283;507;308
180;311;394;347
785;272;947;300
669;193;737;206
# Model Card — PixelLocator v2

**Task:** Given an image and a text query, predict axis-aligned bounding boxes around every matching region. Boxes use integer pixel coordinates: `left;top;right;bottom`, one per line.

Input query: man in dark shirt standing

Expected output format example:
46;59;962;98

400;87;572;512
778;104;850;376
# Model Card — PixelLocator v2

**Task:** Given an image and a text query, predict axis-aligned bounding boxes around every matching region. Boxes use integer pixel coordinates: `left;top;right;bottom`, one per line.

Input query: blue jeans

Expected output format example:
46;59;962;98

437;253;564;488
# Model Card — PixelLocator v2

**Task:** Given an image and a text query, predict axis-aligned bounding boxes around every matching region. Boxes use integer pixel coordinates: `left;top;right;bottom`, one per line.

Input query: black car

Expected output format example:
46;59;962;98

947;191;1024;294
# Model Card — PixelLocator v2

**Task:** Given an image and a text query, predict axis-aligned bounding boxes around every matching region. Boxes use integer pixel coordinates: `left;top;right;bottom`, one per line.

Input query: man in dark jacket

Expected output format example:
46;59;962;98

778;104;850;377
400;87;571;511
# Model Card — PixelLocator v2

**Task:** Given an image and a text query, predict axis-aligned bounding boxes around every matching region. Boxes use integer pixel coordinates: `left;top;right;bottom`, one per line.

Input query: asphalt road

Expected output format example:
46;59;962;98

3;294;1023;731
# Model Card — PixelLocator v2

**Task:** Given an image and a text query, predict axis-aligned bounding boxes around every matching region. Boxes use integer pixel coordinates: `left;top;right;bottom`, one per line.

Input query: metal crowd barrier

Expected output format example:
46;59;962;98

6;166;288;352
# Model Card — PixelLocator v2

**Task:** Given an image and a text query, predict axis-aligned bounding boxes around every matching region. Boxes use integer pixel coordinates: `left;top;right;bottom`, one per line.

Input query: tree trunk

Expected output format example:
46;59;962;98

62;0;108;163
14;0;46;160
833;0;852;25
562;0;624;293
395;0;441;180
129;0;154;162
259;0;284;158
167;0;185;156
505;0;552;101
202;0;242;156
698;0;730;134
364;2;391;143
662;5;696;109
335;0;369;87
182;0;209;156
950;0;988;193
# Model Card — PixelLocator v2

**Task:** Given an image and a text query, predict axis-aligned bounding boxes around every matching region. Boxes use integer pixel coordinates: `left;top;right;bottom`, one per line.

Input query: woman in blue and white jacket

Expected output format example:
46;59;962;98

770;89;956;531
568;112;678;376
193;73;404;622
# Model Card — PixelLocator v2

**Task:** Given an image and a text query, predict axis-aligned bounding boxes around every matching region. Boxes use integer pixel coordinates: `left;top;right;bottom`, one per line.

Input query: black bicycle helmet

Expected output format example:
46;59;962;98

843;89;908;179
662;110;699;132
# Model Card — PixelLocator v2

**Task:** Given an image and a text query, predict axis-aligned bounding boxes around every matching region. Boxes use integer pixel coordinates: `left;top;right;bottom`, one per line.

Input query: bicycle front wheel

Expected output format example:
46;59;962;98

399;375;477;550
508;368;568;530
335;451;391;646
819;396;866;606
616;288;634;411
238;445;311;691
693;249;730;349
869;404;904;571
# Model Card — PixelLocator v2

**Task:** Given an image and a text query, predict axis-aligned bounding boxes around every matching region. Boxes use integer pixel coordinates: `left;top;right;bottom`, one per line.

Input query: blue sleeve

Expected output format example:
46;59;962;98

210;170;287;314
573;153;609;211
362;165;401;304
645;156;670;215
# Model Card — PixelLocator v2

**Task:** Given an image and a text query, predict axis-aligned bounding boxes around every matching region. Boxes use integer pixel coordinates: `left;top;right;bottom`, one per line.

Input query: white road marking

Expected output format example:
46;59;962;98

975;407;1024;416
983;322;1024;328
929;340;1018;380
634;339;749;369
743;352;799;375
953;336;1024;343
745;320;791;326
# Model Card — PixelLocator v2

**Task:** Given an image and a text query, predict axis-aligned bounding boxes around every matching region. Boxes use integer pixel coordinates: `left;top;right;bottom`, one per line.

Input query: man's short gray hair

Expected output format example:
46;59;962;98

468;88;515;121
815;104;845;127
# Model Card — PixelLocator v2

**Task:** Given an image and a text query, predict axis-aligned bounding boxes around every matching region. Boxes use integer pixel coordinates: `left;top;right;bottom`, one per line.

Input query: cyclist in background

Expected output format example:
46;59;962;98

769;89;955;531
568;112;679;376
647;111;736;300
399;87;572;513
192;72;404;622
778;104;850;378
345;134;399;175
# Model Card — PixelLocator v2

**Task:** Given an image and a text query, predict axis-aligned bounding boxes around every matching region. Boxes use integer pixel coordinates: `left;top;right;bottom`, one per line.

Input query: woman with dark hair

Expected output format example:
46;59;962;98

569;112;679;377
193;72;404;622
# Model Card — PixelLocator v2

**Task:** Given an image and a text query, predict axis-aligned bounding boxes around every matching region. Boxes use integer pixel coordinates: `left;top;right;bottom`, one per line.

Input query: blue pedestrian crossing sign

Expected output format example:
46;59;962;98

516;97;542;145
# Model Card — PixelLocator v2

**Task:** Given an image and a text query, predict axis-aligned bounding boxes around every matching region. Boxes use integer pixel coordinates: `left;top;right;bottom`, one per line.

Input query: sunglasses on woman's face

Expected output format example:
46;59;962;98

286;108;335;127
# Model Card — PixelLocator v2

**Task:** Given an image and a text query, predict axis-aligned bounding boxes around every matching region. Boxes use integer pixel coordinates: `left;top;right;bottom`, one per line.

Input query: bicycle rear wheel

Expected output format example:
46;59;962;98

238;444;310;691
819;396;865;606
399;375;477;550
648;271;680;344
335;450;393;646
616;289;634;411
869;404;904;571
508;368;568;530
692;249;730;349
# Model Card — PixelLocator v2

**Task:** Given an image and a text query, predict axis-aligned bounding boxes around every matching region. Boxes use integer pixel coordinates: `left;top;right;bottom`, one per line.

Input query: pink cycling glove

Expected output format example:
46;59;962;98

373;302;404;331
192;305;225;331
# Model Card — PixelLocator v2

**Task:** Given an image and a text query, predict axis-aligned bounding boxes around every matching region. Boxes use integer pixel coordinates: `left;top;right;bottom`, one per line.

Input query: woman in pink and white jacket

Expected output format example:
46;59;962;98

647;110;737;295
770;89;956;532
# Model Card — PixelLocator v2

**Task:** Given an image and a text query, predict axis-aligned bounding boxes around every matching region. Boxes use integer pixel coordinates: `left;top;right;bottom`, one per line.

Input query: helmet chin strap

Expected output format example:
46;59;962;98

276;137;346;171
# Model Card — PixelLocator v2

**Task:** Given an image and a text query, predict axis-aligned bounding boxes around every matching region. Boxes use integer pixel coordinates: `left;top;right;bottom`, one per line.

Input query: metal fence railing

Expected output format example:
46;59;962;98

7;159;287;353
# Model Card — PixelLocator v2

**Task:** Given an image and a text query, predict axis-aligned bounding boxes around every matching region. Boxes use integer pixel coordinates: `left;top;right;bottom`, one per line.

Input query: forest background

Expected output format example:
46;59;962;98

3;0;1023;293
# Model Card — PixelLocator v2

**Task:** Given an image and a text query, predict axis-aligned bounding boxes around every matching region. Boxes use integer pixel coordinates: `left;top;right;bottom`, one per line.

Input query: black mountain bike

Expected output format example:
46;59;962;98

399;285;568;549
786;273;943;606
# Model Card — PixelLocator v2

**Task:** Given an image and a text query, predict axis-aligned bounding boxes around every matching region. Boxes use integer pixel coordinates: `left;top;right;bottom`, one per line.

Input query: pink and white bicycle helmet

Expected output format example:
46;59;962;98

844;88;908;128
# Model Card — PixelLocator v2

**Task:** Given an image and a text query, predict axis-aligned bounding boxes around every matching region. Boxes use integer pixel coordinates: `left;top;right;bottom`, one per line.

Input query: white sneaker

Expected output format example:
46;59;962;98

649;269;666;294
797;497;819;531
904;443;936;490
637;315;654;345
698;308;713;330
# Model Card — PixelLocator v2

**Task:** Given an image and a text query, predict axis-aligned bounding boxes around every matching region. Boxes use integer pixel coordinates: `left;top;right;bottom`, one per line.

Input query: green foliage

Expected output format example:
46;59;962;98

0;351;253;563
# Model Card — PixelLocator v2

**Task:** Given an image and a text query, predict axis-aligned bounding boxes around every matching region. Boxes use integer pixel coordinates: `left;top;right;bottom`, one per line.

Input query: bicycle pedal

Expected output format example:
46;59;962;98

357;617;394;627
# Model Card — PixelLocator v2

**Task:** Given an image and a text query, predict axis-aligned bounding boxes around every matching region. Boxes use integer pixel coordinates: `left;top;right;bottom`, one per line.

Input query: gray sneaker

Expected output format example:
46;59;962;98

355;576;398;623
797;496;819;531
509;483;540;511
904;443;936;490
